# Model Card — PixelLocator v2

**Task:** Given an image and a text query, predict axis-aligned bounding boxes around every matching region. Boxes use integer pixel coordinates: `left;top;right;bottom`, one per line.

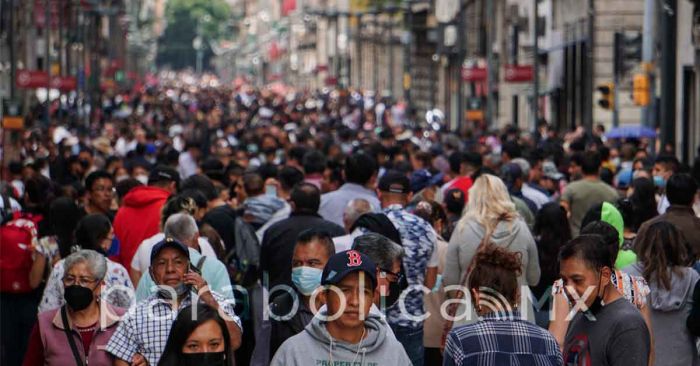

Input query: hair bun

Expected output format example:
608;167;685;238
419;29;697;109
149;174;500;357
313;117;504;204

474;243;522;274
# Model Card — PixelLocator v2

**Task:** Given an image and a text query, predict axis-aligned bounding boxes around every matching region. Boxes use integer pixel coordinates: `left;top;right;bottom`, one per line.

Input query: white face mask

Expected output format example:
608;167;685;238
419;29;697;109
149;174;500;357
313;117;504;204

115;175;130;183
135;174;149;185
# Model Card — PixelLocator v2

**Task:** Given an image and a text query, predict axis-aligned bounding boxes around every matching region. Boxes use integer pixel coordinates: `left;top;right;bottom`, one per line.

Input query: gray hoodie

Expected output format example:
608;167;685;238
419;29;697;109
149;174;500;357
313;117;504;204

625;264;700;366
270;308;412;366
444;218;540;326
444;217;540;288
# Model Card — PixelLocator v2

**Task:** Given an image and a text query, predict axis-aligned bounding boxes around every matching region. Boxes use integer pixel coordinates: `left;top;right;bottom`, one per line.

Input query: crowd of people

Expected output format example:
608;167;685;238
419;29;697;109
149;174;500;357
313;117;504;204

2;73;700;366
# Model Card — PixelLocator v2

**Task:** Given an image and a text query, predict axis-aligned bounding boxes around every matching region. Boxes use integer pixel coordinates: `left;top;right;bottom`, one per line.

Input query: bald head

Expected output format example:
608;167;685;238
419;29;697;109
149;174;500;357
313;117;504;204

343;198;372;232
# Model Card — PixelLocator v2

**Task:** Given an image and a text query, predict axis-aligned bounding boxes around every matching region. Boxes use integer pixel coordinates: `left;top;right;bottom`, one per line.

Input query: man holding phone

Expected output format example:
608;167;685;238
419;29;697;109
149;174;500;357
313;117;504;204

106;237;242;366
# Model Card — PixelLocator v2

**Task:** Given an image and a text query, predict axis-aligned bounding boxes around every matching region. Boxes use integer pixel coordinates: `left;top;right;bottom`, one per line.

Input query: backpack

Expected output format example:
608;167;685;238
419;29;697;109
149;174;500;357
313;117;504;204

0;210;39;293
225;217;261;288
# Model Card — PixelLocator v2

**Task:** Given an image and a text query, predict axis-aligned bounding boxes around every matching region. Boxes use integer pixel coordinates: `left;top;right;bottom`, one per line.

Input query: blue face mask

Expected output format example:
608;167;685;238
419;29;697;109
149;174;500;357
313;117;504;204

653;175;666;188
291;266;323;296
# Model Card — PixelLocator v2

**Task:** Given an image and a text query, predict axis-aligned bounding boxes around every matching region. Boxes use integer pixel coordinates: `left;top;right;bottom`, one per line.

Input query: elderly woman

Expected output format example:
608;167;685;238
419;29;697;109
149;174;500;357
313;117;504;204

23;250;126;366
39;214;133;312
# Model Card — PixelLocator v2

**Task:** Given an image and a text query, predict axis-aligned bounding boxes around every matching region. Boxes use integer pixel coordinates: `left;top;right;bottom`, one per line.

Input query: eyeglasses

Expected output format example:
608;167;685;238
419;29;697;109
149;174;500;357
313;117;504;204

379;268;404;283
63;275;99;287
92;185;115;194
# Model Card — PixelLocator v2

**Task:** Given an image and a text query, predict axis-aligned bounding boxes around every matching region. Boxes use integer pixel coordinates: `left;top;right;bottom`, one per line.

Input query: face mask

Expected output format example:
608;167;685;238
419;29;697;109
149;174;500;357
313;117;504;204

291;266;323;296
157;282;189;299
653;175;666;188
115;174;130;183
583;271;605;320
135;174;149;185
64;284;96;311
611;157;621;168
383;280;402;308
182;351;226;366
79;159;90;169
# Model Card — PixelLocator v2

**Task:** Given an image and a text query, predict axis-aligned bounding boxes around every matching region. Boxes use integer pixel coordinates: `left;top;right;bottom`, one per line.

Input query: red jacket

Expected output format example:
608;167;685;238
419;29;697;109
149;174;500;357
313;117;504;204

112;186;171;269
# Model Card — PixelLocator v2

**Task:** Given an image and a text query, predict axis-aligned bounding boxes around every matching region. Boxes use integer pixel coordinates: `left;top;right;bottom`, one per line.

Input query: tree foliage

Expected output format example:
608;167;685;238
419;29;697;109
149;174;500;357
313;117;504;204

156;0;231;70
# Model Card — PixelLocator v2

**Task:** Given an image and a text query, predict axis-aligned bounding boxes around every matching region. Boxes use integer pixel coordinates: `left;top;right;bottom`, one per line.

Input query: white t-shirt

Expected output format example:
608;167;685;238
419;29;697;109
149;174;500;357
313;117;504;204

131;232;217;273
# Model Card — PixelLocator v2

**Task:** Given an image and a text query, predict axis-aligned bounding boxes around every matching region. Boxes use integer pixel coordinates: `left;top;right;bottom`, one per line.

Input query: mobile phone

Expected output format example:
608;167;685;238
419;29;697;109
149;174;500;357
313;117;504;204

265;184;277;197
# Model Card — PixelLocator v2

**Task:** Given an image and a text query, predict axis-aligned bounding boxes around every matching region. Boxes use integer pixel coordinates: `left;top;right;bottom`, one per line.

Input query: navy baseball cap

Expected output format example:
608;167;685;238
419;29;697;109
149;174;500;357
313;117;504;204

410;169;444;193
322;250;377;290
378;170;410;194
150;237;190;262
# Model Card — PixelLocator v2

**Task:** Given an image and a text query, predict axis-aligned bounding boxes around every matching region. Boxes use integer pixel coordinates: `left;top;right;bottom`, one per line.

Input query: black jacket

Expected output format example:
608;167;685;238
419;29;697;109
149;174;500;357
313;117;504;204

260;212;344;289
268;289;314;360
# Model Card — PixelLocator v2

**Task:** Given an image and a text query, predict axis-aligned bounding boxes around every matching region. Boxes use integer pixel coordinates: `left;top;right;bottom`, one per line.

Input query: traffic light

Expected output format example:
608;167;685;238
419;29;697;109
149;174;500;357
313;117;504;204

614;31;643;77
632;73;650;106
597;82;614;110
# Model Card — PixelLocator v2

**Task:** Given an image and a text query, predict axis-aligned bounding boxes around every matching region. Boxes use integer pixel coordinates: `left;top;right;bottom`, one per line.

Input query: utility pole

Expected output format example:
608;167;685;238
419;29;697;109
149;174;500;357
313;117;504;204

403;0;413;109
641;0;656;128
356;13;363;89
44;0;51;126
373;9;379;92
388;8;394;96
660;0;677;151
511;23;519;127
9;0;16;100
532;0;539;128
486;0;495;128
613;32;621;127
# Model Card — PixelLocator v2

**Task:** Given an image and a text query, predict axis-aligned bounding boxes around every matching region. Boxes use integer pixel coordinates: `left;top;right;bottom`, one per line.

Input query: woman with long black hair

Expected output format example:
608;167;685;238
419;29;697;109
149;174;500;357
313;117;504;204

158;304;235;366
531;202;571;327
39;214;133;311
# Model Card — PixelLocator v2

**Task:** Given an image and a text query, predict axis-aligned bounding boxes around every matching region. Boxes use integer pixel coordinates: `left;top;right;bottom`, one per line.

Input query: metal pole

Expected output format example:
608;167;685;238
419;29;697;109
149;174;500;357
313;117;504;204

660;0;677;151
584;0;594;132
44;0;51;126
456;5;466;132
486;0;495;128
9;0;16;99
613;31;621;127
373;11;378;92
388;11;394;96
641;0;656;128
511;23;519;127
403;1;412;110
532;0;539;128
357;13;363;89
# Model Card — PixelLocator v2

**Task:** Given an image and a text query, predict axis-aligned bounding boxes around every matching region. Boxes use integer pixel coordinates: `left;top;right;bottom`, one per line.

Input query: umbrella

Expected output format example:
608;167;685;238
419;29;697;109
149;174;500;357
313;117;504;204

605;125;657;139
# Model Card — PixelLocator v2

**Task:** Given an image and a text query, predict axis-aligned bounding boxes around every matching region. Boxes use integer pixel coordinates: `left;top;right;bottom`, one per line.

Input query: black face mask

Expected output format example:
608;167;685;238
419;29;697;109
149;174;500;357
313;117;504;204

182;351;226;366
79;159;90;169
64;284;95;311
382;280;403;308
584;270;606;320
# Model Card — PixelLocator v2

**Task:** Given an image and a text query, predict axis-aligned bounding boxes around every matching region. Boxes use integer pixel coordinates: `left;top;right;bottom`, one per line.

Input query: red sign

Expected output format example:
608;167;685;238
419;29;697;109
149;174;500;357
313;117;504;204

16;70;77;90
34;0;65;29
16;70;49;88
51;76;77;91
504;65;534;82
461;67;487;82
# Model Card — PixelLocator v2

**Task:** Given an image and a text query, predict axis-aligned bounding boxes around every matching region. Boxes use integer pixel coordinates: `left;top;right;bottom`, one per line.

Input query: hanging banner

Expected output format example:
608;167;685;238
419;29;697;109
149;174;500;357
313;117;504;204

504;65;534;82
461;67;487;82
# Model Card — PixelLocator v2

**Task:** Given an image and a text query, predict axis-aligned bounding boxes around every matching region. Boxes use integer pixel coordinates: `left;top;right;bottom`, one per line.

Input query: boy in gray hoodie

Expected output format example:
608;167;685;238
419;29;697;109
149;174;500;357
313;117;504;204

271;250;412;365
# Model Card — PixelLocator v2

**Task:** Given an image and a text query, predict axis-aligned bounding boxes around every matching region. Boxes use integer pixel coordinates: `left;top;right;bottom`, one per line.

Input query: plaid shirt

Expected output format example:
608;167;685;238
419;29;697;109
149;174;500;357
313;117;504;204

444;310;563;366
383;204;436;329
106;290;241;365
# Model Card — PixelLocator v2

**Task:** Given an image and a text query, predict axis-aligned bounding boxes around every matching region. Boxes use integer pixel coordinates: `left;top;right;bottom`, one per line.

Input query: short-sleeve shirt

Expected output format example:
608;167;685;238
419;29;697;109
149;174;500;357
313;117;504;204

383;204;437;329
105;291;240;365
561;179;619;236
564;298;650;366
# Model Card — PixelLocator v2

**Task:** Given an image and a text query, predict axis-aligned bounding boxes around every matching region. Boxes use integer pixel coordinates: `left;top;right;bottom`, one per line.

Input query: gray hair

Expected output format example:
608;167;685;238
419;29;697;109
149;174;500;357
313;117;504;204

343;198;372;227
63;249;107;280
351;233;404;270
511;158;531;178
164;212;198;242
